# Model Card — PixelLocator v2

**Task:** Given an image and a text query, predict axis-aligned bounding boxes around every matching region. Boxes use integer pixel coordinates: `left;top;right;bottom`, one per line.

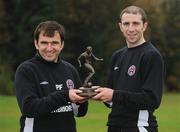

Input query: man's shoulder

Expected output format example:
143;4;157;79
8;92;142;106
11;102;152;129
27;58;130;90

141;42;163;63
112;47;127;58
143;42;162;57
61;60;76;70
15;60;34;77
16;57;37;71
61;60;79;76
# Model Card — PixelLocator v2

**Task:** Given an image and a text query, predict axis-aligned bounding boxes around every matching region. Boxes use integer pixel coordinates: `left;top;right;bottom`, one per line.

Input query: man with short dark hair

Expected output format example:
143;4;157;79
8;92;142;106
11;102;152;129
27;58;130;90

93;6;165;132
15;20;88;132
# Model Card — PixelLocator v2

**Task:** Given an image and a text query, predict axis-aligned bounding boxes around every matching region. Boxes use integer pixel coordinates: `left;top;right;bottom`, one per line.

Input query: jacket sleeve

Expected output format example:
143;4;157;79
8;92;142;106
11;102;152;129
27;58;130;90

15;63;70;117
106;52;117;88
112;51;165;110
71;102;88;117
103;52;119;108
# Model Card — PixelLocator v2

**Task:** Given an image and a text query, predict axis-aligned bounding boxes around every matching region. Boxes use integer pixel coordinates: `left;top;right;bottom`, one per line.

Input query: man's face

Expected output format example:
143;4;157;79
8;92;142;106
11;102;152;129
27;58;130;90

119;13;148;47
34;31;64;62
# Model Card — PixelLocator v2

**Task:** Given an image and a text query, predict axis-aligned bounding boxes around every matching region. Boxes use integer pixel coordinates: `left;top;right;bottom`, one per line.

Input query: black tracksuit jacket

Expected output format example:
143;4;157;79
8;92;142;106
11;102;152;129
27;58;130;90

15;54;88;132
106;42;165;128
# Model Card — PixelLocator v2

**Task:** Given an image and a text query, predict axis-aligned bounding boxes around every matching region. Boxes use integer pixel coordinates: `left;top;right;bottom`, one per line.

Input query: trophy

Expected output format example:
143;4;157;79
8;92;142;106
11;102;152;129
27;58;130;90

77;46;103;97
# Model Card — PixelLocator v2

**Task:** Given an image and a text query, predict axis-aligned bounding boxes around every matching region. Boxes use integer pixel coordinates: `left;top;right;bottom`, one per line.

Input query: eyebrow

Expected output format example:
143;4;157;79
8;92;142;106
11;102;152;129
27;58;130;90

40;40;60;43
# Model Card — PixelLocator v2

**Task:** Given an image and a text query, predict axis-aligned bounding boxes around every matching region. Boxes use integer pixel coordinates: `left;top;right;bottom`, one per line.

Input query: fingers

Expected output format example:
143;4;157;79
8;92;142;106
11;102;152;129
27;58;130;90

94;87;104;92
69;87;113;103
69;89;87;103
92;87;113;102
93;88;106;101
92;92;103;100
74;89;83;94
92;88;104;100
93;93;107;102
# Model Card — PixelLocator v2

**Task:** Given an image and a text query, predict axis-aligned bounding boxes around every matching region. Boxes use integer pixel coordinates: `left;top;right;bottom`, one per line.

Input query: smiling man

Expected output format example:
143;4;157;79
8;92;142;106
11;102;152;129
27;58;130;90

93;6;165;132
35;31;64;62
15;21;88;132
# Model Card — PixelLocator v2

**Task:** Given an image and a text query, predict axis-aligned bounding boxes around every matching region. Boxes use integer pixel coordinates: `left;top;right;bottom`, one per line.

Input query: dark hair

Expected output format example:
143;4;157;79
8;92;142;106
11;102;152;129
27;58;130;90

34;20;65;42
119;6;148;23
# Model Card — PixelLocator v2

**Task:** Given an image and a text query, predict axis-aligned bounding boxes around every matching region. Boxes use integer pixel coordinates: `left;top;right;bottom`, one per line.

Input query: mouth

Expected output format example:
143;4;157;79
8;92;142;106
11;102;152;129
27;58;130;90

128;34;137;39
128;33;137;37
46;52;55;57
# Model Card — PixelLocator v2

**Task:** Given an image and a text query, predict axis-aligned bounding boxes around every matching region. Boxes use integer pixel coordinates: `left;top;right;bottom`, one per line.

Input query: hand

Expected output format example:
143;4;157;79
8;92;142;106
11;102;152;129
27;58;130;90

92;87;113;102
69;89;88;103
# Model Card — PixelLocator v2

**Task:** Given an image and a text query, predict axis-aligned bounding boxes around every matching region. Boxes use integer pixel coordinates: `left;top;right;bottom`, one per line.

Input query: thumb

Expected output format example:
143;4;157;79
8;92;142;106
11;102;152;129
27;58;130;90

74;89;83;94
94;88;104;92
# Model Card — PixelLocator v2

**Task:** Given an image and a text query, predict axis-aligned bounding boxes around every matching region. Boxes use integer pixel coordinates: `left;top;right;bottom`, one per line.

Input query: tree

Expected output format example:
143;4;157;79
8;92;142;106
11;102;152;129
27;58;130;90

160;0;180;91
0;0;180;94
0;0;130;94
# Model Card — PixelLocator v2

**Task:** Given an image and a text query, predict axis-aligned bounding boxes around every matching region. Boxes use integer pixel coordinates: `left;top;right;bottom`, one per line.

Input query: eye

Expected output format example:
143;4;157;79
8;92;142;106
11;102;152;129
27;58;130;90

51;41;60;46
40;41;48;45
133;22;140;26
123;22;129;26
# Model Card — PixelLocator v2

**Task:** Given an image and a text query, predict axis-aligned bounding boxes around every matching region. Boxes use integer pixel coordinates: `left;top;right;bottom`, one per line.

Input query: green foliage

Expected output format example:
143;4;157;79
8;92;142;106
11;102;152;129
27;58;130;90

159;0;180;91
0;63;14;95
0;0;180;95
1;0;128;91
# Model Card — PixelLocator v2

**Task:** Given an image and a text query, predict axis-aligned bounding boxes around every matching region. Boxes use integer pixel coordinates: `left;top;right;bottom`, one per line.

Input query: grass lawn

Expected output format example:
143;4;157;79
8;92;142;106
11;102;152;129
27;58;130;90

0;93;180;132
155;93;180;132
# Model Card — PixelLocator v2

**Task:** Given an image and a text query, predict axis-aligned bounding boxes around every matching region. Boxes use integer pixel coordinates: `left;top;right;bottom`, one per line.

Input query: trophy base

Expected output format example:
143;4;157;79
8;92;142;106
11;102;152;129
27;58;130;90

78;86;100;98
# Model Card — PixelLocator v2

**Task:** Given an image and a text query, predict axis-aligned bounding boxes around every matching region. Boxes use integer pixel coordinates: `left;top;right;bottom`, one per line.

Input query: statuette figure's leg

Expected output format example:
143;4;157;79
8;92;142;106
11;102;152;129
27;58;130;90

83;63;95;87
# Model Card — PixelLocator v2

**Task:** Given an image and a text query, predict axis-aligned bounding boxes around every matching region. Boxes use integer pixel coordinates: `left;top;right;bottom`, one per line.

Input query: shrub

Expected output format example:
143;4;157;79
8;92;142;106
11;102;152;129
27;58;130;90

0;63;14;95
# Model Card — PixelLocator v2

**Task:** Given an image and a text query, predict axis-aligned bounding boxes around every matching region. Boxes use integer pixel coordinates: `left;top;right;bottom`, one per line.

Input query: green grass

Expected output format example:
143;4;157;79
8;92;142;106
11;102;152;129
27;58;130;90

0;95;20;132
155;93;180;132
76;100;110;132
0;93;180;132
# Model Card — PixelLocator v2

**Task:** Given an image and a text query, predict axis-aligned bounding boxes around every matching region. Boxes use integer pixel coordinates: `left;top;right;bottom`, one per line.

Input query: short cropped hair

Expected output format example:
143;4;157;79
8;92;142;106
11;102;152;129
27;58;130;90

119;6;148;23
34;20;65;42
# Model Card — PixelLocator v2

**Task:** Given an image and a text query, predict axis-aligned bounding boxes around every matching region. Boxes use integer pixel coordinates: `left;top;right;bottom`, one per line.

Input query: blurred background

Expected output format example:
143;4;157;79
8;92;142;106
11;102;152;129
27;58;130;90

0;0;180;94
0;0;179;131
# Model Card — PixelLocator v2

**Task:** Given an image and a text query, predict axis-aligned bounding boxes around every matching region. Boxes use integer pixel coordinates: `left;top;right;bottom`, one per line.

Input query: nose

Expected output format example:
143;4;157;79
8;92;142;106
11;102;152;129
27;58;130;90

46;43;53;51
128;24;135;32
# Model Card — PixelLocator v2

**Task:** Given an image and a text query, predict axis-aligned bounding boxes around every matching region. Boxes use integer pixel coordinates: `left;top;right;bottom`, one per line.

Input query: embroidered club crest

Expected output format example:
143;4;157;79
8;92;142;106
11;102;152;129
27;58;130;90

127;65;136;76
66;79;74;89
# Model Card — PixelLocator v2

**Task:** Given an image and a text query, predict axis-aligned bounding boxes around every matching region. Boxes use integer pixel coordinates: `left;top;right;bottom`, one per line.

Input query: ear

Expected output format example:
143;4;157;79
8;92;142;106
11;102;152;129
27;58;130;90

143;22;148;31
60;41;64;50
118;22;123;32
34;40;39;50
